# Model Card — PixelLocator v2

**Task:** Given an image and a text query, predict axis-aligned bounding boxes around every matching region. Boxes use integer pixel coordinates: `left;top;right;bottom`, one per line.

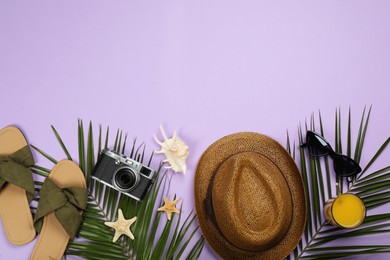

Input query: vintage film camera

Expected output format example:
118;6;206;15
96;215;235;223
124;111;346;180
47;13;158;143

92;149;157;201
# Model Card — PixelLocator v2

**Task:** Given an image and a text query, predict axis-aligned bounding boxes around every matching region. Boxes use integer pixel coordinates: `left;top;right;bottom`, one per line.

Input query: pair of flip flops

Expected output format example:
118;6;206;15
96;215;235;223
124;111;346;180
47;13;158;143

0;126;87;259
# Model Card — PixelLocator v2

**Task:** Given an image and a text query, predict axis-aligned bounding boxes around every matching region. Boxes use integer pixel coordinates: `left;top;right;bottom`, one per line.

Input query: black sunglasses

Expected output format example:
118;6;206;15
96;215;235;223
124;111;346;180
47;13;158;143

301;131;362;178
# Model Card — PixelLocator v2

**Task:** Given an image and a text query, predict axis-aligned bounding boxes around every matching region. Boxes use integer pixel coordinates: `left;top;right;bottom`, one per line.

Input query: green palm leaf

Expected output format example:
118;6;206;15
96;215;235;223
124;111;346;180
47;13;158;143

31;120;203;259
288;107;390;259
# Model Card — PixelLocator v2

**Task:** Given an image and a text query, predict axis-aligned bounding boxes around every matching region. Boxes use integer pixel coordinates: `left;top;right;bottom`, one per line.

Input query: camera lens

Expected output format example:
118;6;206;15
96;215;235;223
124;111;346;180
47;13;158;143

114;168;137;190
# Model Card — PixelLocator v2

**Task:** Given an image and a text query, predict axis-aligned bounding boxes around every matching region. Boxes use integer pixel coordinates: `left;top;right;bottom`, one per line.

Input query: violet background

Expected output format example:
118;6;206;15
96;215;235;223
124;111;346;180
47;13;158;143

1;1;390;259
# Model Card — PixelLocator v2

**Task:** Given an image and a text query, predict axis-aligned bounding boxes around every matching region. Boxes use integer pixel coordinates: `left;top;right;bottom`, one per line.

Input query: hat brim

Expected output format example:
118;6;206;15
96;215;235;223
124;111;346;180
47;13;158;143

194;132;306;260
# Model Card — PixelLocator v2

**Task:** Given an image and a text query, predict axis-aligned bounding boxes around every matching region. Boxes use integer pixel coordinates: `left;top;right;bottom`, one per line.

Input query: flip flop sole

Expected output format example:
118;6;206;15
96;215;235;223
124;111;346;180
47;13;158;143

0;126;35;245
30;160;86;260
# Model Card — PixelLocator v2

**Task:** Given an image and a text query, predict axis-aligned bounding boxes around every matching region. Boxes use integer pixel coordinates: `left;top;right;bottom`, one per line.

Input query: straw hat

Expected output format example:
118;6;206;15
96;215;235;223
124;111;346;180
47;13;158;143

194;132;306;260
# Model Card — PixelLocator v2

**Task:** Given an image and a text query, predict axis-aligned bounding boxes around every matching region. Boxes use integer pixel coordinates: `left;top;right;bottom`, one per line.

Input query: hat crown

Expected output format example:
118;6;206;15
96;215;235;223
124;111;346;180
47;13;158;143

195;132;306;259
212;152;293;251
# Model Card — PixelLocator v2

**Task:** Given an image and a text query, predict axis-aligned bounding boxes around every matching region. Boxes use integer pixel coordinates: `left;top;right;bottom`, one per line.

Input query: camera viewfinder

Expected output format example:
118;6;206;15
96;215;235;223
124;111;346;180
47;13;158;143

140;166;152;177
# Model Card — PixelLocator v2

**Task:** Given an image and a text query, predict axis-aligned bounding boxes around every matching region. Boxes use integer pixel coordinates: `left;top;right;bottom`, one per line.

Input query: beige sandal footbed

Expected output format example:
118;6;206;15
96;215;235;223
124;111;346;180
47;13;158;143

0;126;35;246
30;160;86;260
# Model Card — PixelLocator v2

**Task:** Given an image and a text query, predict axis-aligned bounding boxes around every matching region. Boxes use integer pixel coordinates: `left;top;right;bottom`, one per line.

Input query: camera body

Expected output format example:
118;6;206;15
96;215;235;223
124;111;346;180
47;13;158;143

92;149;156;201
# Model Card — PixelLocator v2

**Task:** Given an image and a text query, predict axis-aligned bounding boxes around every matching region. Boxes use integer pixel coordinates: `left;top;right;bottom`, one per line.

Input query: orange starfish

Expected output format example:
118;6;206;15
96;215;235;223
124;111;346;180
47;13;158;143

157;197;180;220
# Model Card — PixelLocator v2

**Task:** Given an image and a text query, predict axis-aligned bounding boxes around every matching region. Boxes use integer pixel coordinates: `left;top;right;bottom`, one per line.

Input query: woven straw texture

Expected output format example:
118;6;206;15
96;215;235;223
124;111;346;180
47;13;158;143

194;132;306;260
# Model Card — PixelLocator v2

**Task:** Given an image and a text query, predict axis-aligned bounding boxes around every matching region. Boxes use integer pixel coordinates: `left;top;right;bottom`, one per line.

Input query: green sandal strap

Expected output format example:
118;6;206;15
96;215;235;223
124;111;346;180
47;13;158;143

34;178;88;239
0;145;35;202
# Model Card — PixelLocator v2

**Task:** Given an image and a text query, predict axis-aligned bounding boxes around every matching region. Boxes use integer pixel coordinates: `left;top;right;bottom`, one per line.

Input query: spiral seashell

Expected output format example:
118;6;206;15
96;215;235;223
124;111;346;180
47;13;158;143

154;125;189;174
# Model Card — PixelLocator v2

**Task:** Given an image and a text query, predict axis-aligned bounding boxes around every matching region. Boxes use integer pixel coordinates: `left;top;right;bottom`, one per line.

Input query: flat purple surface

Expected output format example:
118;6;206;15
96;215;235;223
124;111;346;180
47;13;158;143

1;1;390;259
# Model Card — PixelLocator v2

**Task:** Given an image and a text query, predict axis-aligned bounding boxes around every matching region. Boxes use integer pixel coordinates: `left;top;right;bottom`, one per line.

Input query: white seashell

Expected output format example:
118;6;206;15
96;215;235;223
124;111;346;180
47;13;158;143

154;125;189;174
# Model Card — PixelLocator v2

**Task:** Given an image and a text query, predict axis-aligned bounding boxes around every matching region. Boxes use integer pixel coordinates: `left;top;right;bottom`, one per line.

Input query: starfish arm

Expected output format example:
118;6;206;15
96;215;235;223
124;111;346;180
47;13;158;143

166;211;173;220
125;229;135;240
173;208;180;214
117;209;125;221
125;217;137;229
157;206;166;212
104;221;115;228
112;231;122;243
129;216;137;225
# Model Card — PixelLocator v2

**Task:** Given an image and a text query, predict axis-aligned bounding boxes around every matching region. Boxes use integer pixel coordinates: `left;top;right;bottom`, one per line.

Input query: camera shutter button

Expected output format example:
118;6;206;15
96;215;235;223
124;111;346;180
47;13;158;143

126;160;133;165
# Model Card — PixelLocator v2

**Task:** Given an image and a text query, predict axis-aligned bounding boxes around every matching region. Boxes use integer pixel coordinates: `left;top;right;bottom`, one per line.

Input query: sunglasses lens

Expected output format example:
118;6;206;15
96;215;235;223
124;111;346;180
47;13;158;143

306;131;331;156
333;154;362;177
304;131;363;179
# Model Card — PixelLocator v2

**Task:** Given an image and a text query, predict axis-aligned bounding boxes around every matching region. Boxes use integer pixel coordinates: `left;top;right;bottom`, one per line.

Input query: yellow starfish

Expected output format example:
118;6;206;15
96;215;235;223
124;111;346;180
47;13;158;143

104;209;137;242
158;197;180;220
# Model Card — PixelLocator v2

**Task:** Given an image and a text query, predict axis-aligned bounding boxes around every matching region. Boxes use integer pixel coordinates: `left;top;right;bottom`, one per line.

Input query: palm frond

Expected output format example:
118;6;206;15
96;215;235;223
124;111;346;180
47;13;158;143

289;107;390;259
31;120;203;259
50;125;72;160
